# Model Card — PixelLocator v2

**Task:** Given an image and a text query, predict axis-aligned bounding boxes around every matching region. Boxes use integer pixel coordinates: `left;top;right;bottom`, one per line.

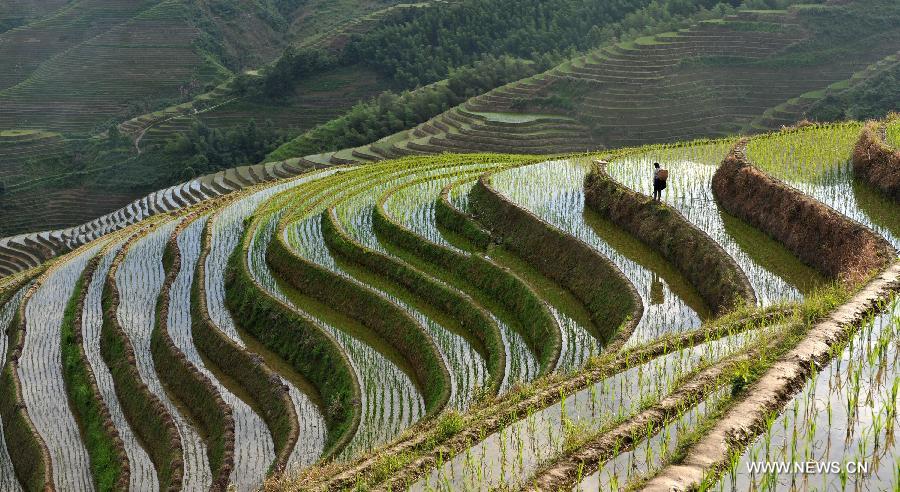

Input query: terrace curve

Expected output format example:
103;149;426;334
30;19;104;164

583;160;755;314
852;120;900;201
714;139;896;285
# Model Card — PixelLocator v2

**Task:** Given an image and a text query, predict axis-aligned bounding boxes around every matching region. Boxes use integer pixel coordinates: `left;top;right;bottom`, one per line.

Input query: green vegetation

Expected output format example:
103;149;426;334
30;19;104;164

153;231;232;486
60;258;123;490
2;125;899;491
265;56;538;161
3;0;900;489
808;61;900;121
343;0;736;86
100;227;183;491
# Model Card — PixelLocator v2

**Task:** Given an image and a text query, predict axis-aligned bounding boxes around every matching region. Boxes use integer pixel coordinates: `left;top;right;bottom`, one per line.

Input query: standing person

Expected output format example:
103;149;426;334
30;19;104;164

652;162;667;201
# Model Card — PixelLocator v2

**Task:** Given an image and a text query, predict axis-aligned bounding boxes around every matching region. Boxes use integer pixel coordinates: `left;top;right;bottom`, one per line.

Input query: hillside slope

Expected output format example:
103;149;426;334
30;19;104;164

276;1;900;166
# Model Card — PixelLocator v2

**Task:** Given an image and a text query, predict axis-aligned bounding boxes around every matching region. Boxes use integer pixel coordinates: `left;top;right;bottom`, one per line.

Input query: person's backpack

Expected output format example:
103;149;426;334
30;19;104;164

658;169;669;182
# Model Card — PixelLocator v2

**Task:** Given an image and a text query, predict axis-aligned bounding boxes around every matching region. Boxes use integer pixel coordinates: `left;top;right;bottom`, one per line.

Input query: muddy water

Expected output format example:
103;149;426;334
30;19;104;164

384;176;540;391
412;328;768;491
574;386;730;490
611;144;814;303
718;296;900;491
853;180;900;242
490;160;705;347
0;286;27;492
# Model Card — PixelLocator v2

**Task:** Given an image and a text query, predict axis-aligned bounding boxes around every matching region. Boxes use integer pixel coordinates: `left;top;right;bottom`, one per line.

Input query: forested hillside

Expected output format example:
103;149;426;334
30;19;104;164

1;0;899;241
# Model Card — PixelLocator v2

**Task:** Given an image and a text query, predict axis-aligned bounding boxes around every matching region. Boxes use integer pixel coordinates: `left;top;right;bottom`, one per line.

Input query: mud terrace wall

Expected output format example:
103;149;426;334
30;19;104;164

852;121;900;202
714;141;896;286
64;253;128;489
584;162;755;314
101;227;184;491
322;209;505;394
644;261;900;491
470;175;642;347
0;281;52;490
373;196;562;374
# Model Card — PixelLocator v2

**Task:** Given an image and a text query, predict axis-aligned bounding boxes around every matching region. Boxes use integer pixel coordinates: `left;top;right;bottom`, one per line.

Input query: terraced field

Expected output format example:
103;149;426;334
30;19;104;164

0;1;229;135
291;3;900;168
0;121;897;491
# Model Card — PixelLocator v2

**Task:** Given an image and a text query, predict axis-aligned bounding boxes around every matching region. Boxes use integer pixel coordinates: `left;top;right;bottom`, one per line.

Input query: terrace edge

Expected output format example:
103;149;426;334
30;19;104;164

193;212;299;472
101;221;184;491
469;173;642;350
584;160;756;314
155;214;235;490
852;120;900;202
713;139;896;285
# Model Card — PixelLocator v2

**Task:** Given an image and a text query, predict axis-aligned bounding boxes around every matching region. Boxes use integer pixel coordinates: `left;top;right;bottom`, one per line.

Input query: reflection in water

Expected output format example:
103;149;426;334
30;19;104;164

649;273;665;306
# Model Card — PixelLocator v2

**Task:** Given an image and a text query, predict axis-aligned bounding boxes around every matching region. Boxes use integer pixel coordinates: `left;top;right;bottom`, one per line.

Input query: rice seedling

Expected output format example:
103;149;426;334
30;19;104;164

609;141;812;304
413;326;769;490
82;241;158;490
715;295;900;491
114;219;213;489
19;243;102;490
886;120;900;149
490;159;705;347
167;216;275;489
747;124;900;249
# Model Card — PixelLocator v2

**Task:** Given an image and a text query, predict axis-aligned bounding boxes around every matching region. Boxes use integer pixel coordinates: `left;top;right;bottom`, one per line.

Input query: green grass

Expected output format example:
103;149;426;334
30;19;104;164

60;259;122;490
887;119;900;149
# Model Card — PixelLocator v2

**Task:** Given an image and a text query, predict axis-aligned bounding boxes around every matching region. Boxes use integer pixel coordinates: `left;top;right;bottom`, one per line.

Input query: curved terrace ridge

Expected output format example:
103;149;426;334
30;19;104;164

852;119;900;202
469;173;643;351
713;139;896;285
584;159;755;314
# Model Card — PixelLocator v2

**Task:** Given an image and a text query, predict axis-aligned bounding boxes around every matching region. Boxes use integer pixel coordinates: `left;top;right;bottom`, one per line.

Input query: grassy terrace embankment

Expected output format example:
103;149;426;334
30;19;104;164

0;274;52;490
373;176;562;375
584;160;754;314
470;173;641;349
193;210;298;472
853;119;900;201
156;214;234;489
100;220;184;490
226;213;360;458
715;140;895;284
61;249;128;490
